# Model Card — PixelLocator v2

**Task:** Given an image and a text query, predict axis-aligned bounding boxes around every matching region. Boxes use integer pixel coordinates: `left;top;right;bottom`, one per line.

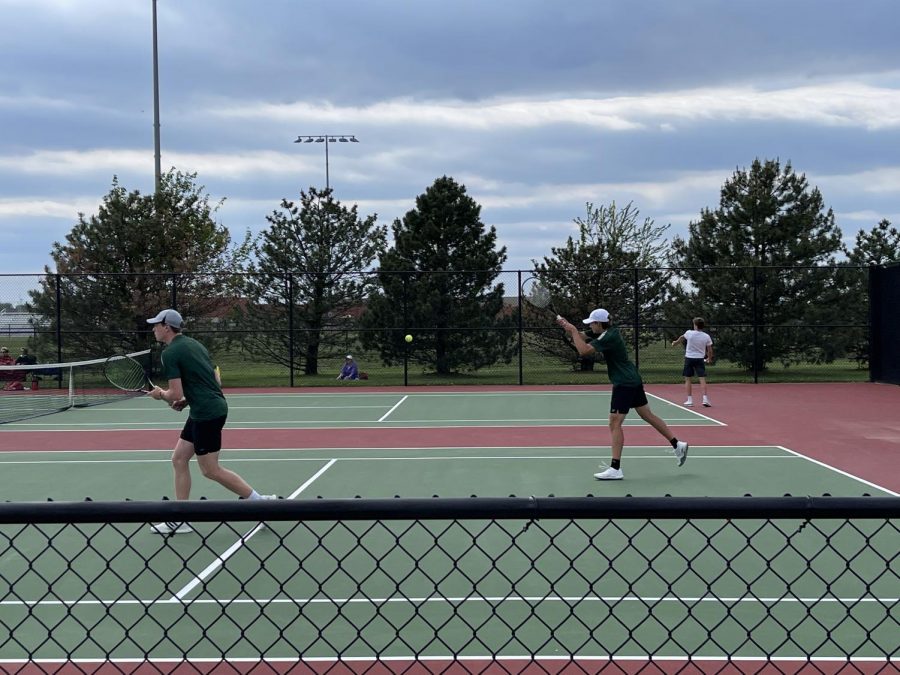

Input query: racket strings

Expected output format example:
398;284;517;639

523;279;552;309
106;357;148;391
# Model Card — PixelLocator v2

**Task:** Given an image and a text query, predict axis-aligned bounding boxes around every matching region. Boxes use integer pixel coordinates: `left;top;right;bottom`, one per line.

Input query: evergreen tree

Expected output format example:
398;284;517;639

532;202;672;370
239;187;386;375
360;176;515;374
844;219;900;265
669;159;843;371
27;170;250;358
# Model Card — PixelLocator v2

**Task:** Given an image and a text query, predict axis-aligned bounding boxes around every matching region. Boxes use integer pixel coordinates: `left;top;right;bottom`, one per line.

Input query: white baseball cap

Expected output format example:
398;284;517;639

582;308;610;324
147;309;184;328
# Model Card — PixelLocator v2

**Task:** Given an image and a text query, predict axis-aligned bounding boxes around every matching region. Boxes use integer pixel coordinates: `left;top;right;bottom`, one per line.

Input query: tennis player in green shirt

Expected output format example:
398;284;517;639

557;308;689;480
146;309;274;534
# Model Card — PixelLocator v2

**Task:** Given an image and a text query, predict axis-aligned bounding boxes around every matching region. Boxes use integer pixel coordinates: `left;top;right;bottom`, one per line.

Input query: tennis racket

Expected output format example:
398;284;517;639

521;275;562;321
104;353;154;393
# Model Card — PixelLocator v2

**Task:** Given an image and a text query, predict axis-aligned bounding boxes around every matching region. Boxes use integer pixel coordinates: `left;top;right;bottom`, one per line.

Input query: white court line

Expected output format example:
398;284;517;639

776;445;900;497
223;391;614;398
4;592;896;608
378;395;408;422
0;657;892;668
0;443;787;455
646;392;726;425
0;454;804;466
169;458;337;602
0;656;890;667
1;417;711;429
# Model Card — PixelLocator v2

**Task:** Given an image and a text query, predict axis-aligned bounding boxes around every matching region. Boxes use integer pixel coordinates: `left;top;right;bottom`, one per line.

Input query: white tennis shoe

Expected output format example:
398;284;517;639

150;521;192;535
673;441;689;467
683;400;693;407
594;467;624;480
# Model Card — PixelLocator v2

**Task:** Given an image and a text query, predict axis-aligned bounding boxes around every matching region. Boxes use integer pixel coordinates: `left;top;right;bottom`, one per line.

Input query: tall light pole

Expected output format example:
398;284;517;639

294;135;359;190
151;0;162;194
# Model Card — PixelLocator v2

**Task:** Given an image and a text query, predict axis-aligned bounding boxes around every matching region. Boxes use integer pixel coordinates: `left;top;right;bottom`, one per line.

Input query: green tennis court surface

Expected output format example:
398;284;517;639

0;445;894;501
0;390;723;430
1;391;896;668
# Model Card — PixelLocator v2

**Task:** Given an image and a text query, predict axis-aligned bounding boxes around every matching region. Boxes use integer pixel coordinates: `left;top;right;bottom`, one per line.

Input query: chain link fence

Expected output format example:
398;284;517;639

0;267;874;386
0;497;897;672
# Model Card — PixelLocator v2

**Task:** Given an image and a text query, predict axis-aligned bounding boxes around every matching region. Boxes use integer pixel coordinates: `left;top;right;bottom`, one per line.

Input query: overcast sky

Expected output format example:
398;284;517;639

2;0;899;292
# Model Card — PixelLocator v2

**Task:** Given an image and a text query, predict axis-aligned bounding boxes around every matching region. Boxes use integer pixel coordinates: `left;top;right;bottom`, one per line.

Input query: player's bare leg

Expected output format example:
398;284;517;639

197;452;254;498
171;438;195;500
634;405;675;441
635;404;689;467
699;376;710;406
595;413;628;480
151;439;196;534
608;412;626;460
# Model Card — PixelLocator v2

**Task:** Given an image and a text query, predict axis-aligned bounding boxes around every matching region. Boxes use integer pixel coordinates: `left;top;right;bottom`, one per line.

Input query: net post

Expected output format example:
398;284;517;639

67;363;75;409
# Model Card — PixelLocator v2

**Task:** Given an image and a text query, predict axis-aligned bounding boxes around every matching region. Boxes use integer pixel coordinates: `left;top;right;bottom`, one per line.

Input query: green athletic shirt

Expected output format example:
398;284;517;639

160;335;228;420
589;326;643;386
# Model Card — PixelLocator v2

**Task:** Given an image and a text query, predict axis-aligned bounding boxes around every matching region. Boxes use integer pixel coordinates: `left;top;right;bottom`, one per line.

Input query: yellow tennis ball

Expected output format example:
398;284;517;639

405;334;413;343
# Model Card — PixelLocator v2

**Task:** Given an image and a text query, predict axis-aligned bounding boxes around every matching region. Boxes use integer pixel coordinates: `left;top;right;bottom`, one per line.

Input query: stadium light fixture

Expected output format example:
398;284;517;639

293;135;360;190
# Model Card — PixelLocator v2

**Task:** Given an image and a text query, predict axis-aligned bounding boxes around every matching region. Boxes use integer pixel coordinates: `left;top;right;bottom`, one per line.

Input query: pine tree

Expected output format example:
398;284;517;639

240;187;386;375
844;219;900;265
669;159;843;371
360;176;515;374
27;170;249;358
532;201;672;370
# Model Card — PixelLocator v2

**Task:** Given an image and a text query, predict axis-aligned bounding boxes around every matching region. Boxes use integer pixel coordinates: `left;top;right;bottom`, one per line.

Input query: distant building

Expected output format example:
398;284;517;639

0;309;47;336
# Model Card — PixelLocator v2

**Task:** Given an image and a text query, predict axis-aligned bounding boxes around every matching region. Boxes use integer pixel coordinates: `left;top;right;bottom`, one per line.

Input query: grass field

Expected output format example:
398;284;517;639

211;338;870;387
4;333;870;388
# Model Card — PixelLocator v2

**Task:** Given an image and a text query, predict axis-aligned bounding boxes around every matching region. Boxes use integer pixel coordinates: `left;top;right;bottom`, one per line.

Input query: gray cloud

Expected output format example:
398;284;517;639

0;0;898;277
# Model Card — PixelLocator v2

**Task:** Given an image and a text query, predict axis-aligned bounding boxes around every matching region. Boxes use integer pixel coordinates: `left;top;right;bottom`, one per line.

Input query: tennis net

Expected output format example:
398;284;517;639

0;349;151;425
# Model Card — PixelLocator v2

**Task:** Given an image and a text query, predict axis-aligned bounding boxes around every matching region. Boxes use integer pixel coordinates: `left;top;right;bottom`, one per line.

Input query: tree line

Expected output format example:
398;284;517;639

25;159;900;375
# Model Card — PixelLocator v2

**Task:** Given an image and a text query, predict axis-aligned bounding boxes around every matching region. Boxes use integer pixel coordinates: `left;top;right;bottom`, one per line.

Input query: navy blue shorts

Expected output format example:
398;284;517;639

610;384;648;414
682;358;707;377
180;415;227;455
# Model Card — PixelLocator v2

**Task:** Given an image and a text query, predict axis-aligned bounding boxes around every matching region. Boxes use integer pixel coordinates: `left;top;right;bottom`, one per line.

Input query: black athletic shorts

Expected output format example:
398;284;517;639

180;415;227;456
610;384;648;414
682;357;707;377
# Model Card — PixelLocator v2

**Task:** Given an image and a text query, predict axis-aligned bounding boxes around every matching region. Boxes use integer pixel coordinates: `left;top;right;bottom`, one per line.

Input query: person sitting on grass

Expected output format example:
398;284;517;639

337;355;360;381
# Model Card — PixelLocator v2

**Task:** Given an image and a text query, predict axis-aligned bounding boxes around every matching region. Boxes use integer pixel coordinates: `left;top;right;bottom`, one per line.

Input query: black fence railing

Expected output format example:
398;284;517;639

0;267;875;385
0;496;897;672
871;263;900;385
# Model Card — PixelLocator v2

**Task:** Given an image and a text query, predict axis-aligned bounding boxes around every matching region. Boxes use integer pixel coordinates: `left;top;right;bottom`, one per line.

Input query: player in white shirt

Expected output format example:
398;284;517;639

672;317;714;407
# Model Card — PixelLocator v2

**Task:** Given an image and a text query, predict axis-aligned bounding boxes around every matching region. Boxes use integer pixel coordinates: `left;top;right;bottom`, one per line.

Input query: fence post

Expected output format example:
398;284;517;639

517;270;524;385
54;274;62;364
867;264;875;383
288;272;295;387
752;266;759;383
403;272;409;386
632;267;640;369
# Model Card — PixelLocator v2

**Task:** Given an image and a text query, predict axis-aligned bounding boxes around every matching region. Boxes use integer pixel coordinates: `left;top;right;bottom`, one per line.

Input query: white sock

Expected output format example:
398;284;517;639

248;490;261;500
685;397;692;403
